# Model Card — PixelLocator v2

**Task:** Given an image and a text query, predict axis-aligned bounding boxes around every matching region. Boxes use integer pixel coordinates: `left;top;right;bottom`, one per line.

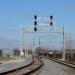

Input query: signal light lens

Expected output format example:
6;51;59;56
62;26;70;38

34;27;37;32
34;15;37;19
50;15;53;20
34;21;37;25
50;22;53;26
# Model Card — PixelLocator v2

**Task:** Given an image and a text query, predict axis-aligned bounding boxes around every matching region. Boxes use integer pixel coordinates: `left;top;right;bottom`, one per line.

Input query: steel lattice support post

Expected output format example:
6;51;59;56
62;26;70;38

62;26;65;61
20;25;24;58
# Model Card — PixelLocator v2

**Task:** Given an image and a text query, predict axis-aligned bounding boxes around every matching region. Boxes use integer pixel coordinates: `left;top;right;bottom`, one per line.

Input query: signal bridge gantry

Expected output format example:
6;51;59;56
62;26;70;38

20;15;65;61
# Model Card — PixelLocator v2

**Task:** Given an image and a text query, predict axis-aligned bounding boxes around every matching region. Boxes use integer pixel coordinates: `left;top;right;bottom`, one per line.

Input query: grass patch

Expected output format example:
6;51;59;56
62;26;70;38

0;56;19;61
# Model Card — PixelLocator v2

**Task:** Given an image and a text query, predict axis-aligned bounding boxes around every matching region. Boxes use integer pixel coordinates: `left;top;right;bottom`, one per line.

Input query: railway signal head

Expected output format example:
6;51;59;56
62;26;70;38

39;39;40;45
50;15;53;26
33;39;35;45
34;15;37;32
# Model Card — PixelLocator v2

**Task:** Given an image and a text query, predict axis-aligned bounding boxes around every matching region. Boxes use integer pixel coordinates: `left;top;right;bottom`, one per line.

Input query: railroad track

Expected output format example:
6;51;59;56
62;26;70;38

0;56;43;75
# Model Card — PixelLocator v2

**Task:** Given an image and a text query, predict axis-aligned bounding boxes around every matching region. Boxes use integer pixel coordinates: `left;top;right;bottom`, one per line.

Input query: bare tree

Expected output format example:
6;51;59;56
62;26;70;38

65;33;73;61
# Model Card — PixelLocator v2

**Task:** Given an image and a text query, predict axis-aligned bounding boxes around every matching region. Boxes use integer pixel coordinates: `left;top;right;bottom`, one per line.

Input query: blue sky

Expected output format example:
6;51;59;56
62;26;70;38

0;0;75;48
